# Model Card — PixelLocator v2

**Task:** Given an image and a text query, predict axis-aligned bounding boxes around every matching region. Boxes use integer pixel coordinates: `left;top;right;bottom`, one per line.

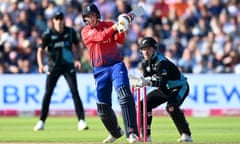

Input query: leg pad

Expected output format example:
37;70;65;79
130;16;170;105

97;103;122;138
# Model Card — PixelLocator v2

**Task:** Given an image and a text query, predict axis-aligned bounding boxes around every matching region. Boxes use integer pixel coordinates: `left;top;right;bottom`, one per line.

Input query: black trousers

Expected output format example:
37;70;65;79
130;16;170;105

144;85;189;111
140;85;191;136
40;67;85;122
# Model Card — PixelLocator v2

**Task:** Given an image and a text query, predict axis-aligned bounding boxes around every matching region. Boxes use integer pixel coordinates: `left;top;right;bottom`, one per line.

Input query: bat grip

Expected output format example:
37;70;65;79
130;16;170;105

128;14;135;22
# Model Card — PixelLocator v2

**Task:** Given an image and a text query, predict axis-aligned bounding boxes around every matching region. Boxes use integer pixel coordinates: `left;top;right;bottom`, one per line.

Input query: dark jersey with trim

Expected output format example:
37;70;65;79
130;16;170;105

141;53;181;93
40;26;79;70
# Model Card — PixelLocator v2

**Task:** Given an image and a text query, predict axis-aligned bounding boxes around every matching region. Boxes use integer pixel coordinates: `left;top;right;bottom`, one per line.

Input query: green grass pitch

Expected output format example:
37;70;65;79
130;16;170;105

0;116;239;144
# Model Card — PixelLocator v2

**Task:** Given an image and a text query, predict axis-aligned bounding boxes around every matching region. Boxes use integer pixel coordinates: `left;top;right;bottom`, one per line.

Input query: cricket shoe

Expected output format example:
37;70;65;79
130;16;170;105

177;133;193;142
33;120;44;131
147;136;152;142
127;133;138;143
78;120;89;130
141;136;152;142
102;129;124;143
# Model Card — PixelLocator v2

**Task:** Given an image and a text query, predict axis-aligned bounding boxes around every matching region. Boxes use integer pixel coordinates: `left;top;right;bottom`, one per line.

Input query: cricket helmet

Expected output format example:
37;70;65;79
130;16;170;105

52;8;64;19
82;3;100;21
139;37;158;49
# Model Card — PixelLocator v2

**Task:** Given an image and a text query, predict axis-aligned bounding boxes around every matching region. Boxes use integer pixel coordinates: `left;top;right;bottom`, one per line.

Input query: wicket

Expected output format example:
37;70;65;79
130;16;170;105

131;86;147;142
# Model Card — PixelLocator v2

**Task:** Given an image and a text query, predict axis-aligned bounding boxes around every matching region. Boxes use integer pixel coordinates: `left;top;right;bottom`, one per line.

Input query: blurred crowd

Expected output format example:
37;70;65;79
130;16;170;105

0;0;240;74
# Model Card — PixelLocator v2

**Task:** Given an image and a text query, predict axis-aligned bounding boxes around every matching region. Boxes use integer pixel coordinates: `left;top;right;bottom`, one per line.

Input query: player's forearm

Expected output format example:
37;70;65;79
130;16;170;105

37;48;44;67
73;44;82;61
37;48;46;73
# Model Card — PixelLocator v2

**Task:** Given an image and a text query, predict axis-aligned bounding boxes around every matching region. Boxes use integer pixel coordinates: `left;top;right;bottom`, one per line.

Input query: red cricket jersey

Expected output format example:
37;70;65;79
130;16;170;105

81;21;125;67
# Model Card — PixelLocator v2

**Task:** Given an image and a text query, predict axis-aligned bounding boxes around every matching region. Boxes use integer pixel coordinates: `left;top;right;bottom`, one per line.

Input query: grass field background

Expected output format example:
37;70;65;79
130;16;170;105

0;116;239;144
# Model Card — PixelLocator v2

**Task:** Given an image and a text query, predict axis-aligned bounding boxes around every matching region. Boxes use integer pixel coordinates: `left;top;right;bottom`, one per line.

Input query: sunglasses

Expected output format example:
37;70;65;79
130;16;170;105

54;15;64;20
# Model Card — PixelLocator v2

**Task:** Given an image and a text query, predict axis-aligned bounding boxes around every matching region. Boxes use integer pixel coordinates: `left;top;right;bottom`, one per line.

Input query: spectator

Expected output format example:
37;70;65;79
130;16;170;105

124;42;142;68
16;10;32;37
0;62;6;73
178;48;194;73
171;0;189;18
153;0;169;18
112;0;132;20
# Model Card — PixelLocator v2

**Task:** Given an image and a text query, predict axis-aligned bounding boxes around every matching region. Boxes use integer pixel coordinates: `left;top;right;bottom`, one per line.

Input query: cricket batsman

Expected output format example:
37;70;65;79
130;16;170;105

81;3;138;143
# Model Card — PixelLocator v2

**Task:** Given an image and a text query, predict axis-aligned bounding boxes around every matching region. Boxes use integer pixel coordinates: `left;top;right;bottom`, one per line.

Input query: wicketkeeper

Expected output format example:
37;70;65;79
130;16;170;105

129;37;193;142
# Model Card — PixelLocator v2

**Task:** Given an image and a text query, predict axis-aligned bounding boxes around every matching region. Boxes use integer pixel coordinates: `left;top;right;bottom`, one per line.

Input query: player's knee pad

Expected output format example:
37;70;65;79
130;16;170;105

96;103;123;138
166;103;179;113
118;85;133;104
166;103;184;119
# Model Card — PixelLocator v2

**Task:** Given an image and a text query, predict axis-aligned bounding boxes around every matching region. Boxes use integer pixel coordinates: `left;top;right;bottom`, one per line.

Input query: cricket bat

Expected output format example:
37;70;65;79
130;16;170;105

127;6;145;23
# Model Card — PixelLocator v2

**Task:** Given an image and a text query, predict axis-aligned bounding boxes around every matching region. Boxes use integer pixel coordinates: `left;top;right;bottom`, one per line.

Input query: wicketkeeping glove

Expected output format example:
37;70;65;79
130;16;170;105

129;75;152;88
135;77;152;87
117;13;131;32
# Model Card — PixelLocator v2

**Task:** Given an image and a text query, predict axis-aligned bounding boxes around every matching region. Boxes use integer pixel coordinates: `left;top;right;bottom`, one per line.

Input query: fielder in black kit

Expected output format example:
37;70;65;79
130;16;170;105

130;37;192;142
33;9;88;131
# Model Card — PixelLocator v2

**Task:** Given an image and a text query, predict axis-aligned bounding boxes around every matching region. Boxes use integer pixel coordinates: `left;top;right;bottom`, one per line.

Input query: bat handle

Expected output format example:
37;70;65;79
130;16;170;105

128;13;135;23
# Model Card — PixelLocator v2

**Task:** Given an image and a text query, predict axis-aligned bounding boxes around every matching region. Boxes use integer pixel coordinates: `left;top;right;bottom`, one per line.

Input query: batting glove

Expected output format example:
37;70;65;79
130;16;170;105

117;13;131;32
